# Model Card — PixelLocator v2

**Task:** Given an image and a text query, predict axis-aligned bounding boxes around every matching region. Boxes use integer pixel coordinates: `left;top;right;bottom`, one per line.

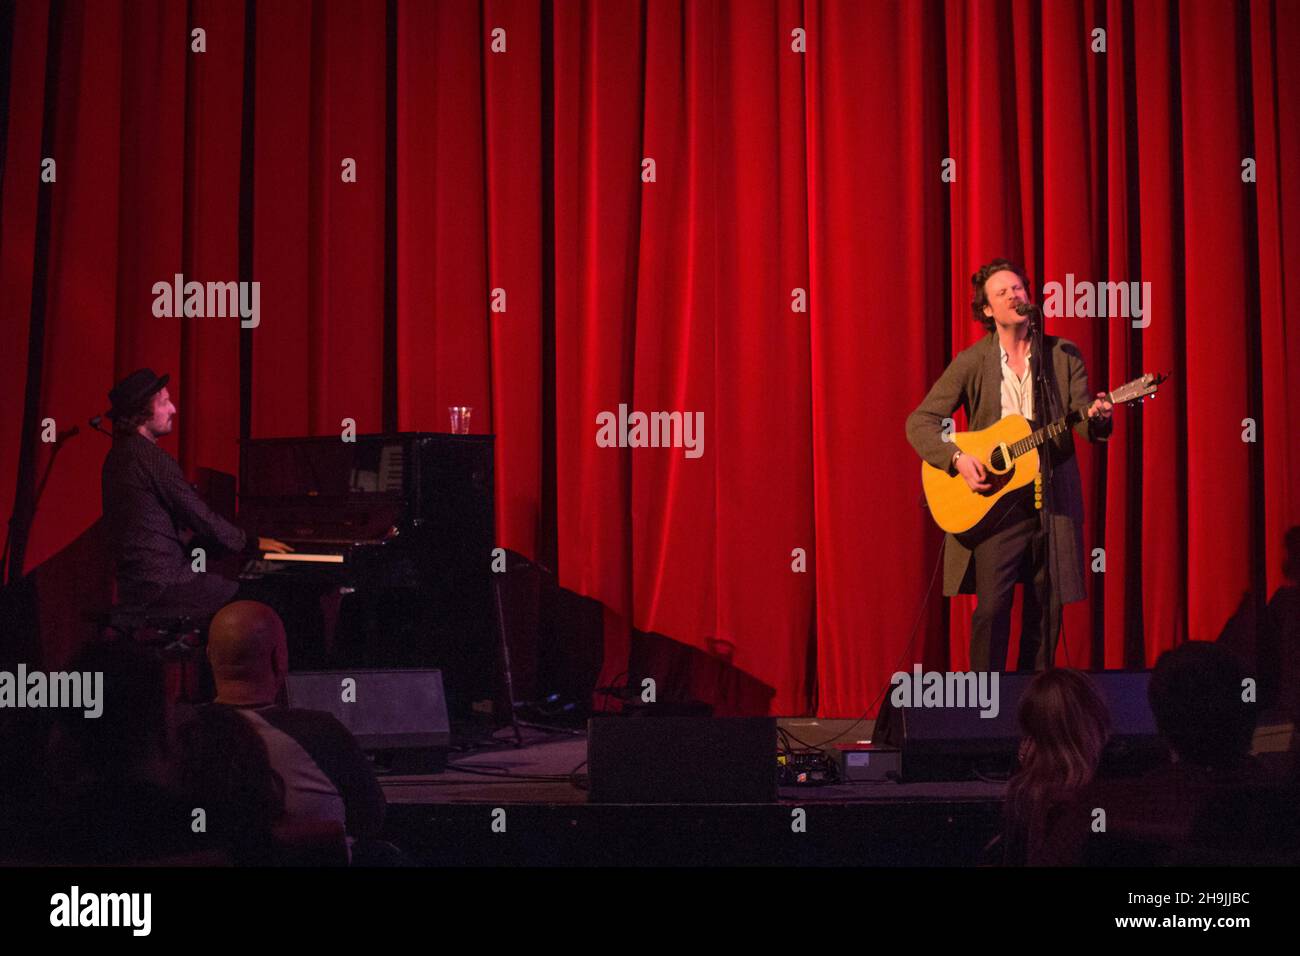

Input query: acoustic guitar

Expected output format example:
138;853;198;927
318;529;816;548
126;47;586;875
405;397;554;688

921;372;1167;535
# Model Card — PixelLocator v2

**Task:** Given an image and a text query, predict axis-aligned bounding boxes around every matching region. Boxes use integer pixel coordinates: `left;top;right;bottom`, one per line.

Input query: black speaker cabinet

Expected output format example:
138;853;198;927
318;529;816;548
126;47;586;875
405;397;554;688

587;716;778;803
287;668;450;771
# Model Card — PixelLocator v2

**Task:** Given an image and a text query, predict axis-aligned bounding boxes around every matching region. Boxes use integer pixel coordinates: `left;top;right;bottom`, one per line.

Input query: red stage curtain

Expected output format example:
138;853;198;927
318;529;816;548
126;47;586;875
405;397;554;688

3;0;1297;714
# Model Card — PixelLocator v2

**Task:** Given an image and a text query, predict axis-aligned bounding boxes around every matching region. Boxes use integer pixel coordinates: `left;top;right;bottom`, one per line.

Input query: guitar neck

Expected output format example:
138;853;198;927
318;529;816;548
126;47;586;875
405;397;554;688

980;373;1164;471
1007;410;1086;460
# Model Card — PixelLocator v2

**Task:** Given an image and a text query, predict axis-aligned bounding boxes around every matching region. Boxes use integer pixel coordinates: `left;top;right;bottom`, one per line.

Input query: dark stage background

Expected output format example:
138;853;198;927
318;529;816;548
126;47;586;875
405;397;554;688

1;0;1297;717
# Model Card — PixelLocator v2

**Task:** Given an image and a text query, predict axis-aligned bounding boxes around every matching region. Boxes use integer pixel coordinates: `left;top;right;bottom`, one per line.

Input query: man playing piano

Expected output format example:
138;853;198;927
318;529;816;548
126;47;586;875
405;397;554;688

100;368;292;624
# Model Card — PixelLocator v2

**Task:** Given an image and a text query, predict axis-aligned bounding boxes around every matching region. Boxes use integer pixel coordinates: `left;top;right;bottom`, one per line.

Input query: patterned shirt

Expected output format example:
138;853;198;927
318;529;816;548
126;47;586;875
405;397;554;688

101;433;248;606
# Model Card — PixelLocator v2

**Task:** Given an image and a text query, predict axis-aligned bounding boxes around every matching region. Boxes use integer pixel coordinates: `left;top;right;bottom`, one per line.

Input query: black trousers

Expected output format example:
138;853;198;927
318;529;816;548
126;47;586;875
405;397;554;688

967;490;1062;672
117;574;240;625
122;574;323;661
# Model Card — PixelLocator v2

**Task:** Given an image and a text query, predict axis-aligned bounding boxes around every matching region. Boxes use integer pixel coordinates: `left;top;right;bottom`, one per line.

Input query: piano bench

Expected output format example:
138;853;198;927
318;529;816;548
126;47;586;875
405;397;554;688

89;611;216;706
96;613;209;657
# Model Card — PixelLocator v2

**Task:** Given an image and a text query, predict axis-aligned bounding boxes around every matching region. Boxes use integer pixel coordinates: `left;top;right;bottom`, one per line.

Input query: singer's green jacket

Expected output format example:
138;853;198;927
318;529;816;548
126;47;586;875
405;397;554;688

904;332;1112;602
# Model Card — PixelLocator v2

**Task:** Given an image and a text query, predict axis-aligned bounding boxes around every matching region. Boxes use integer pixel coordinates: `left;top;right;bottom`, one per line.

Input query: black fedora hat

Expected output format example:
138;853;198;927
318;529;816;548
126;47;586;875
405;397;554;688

105;368;169;420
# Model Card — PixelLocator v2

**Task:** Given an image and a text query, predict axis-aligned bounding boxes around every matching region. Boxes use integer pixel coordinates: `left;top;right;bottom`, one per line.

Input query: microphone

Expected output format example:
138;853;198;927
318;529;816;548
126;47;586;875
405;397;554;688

1014;301;1042;336
89;415;113;437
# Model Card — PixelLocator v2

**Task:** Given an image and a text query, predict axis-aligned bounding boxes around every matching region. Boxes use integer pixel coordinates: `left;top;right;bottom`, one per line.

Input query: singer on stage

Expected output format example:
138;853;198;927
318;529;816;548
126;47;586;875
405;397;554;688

905;259;1113;671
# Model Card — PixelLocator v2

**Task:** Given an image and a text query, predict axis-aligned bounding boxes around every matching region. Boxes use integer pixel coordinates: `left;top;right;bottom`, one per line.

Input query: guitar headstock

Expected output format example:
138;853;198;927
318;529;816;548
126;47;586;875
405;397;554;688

1108;372;1168;406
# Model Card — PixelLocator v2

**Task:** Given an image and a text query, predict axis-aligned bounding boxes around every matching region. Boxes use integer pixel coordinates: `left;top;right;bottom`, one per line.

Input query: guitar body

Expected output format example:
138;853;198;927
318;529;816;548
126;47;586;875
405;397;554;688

921;414;1040;535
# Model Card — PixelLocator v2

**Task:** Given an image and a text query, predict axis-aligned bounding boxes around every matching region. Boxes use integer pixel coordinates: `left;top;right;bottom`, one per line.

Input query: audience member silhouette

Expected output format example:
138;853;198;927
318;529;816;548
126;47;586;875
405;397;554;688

1260;526;1300;725
1216;525;1300;724
41;642;202;863
17;641;281;863
176;702;285;864
0;708;57;862
1037;641;1281;865
1148;641;1259;772
1000;669;1110;865
205;600;393;863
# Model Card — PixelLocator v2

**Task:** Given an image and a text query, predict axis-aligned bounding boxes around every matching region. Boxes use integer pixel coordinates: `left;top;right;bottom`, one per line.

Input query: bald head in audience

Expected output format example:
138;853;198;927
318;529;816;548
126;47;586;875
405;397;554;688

207;601;289;707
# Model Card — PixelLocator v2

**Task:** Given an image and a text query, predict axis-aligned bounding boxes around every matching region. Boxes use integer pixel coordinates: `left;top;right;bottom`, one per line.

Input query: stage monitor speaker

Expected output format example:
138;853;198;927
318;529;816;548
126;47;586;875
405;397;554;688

287;668;450;771
588;716;778;803
873;670;1164;782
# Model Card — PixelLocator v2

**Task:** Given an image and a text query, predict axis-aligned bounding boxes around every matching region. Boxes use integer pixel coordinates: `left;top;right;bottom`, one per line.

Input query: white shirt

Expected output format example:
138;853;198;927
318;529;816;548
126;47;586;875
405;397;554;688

238;709;347;829
999;340;1034;421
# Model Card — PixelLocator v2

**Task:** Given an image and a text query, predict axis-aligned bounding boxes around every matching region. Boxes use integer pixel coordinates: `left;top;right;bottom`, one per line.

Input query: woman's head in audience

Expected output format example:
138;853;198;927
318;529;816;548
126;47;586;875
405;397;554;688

1000;669;1110;865
1013;668;1111;795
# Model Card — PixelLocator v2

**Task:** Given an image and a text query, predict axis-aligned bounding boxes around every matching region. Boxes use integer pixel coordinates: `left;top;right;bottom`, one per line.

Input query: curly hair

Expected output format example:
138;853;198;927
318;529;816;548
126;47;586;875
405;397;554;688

970;258;1031;333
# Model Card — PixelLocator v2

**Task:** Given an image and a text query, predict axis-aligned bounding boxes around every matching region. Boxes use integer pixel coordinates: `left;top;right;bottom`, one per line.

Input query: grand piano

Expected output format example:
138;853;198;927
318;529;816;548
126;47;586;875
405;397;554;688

236;433;497;705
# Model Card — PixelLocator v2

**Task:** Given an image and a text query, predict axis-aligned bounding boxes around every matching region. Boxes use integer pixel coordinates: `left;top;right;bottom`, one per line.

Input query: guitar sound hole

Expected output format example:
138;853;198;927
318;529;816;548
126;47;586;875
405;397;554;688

988;448;1006;471
980;471;1011;496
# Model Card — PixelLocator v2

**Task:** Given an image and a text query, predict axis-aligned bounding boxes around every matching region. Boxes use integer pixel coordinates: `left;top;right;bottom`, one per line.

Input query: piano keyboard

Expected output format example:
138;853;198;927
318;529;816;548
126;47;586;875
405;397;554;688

263;552;345;564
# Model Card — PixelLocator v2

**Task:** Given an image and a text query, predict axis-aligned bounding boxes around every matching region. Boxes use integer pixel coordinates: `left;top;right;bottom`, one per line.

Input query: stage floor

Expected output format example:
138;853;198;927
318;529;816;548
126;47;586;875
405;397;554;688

372;719;1295;864
375;720;1009;865
377;718;1009;807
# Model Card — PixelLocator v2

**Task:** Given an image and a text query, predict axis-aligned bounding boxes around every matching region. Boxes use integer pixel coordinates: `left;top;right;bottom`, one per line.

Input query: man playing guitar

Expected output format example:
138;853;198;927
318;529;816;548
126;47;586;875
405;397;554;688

905;259;1113;671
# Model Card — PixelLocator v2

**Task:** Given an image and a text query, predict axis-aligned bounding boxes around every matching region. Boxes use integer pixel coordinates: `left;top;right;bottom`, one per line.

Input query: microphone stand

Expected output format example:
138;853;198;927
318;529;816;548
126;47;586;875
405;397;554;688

1029;310;1062;668
1;427;82;586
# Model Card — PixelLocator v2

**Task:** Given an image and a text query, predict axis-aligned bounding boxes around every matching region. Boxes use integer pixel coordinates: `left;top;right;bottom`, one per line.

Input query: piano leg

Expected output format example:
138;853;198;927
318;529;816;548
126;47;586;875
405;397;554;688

320;587;345;662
